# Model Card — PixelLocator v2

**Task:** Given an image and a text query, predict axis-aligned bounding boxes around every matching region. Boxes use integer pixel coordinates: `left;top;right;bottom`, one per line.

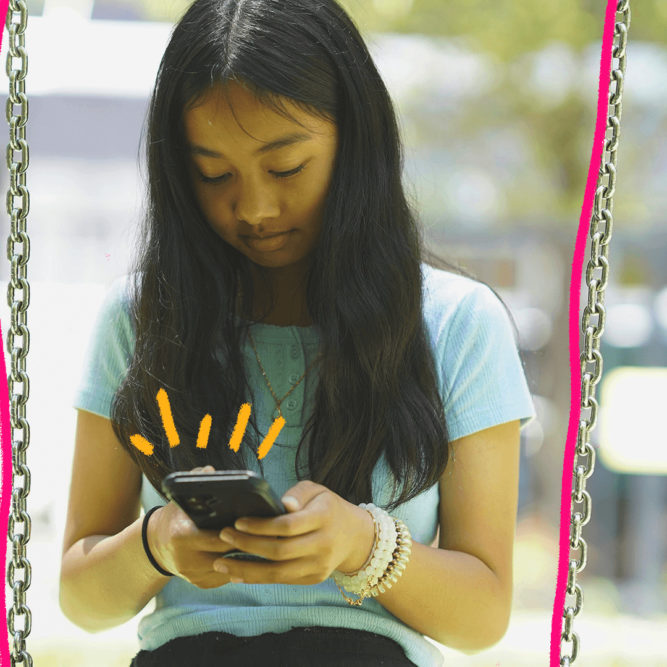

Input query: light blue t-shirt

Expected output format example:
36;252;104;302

73;262;535;666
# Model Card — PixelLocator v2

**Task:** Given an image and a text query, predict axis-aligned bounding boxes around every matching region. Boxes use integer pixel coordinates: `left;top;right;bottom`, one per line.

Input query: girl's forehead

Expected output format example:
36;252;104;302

184;82;335;144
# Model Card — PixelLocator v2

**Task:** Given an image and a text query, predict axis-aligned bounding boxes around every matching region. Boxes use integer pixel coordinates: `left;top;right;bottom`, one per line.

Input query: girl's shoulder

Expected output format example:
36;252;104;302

108;273;132;302
99;273;135;319
91;273;135;347
419;262;535;438
420;262;506;331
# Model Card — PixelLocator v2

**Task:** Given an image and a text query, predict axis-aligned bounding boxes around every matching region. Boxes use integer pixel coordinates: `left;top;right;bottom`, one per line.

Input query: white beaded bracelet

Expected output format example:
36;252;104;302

333;510;413;607
332;503;397;595
369;518;412;597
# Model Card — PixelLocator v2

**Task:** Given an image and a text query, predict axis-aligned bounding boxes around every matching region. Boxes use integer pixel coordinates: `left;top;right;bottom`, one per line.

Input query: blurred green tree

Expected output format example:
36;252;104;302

112;0;665;54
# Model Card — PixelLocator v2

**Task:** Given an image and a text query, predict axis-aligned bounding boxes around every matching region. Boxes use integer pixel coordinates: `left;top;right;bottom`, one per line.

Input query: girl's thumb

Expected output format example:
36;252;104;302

282;495;300;511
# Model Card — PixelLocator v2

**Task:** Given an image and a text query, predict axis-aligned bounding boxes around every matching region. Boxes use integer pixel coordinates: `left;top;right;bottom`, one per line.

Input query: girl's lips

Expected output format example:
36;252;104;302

242;230;293;251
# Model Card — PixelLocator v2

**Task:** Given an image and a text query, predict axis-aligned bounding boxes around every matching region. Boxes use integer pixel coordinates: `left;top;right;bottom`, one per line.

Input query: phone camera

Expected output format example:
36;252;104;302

187;497;208;511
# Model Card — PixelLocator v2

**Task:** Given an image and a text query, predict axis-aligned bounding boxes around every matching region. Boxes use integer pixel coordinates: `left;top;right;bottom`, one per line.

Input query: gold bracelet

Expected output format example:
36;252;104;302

333;507;380;605
338;506;378;576
333;579;372;607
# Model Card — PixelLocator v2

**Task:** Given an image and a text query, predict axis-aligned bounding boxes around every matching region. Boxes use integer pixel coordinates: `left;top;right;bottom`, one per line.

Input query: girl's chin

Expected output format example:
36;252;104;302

246;256;308;271
236;233;315;268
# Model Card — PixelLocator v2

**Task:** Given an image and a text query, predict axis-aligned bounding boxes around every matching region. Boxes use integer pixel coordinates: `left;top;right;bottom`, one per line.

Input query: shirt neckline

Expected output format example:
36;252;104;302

234;315;320;341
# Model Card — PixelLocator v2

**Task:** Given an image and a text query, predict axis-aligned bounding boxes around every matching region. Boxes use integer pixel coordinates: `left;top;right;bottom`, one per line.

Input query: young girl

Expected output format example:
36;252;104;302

59;1;535;665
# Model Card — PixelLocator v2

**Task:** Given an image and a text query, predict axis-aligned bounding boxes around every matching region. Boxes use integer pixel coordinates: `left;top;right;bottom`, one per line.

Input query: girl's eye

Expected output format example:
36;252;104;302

197;164;306;185
198;172;232;184
271;164;306;179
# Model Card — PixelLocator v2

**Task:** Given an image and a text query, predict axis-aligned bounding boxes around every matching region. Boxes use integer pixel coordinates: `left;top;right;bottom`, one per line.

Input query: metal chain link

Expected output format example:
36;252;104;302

560;1;630;664
4;0;32;665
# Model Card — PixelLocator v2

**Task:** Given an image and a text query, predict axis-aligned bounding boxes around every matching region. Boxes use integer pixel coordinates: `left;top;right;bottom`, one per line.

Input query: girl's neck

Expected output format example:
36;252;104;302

250;296;313;327
245;262;313;327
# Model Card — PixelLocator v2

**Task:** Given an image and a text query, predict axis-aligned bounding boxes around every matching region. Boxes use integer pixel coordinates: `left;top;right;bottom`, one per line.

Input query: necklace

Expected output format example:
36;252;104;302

247;328;321;420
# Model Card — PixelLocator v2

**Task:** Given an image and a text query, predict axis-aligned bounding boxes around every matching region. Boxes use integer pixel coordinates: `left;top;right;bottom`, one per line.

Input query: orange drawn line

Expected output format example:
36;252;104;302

228;402;251;453
196;414;212;449
157;388;180;448
257;416;286;460
130;434;154;456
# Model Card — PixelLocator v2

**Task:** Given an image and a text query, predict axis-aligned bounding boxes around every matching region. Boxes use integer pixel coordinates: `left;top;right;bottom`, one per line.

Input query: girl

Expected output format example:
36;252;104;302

59;1;535;665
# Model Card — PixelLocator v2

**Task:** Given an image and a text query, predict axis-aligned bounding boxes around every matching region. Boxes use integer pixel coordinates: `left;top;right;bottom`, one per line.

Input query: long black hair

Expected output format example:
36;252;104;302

111;0;452;510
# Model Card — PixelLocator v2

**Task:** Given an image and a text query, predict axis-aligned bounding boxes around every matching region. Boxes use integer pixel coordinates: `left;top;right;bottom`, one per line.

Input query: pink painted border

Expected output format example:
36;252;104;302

1;4;19;666
550;1;618;665
0;316;11;667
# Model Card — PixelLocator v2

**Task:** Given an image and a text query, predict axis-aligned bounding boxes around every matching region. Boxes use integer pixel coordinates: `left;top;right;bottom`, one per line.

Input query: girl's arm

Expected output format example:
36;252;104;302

215;419;521;653
372;419;521;652
59;411;173;632
60;517;174;632
60;412;240;632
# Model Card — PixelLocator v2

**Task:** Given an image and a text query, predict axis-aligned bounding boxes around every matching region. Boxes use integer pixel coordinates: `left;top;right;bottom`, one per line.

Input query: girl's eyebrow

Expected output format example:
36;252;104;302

189;132;312;159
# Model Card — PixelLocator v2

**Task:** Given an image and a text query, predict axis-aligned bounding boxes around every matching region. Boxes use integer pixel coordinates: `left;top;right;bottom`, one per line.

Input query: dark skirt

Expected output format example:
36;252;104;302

130;626;418;666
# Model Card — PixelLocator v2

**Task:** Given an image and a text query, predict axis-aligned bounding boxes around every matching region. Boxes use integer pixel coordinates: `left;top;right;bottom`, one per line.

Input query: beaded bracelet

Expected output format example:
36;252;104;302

333;506;412;607
334;517;412;606
335;505;394;593
332;503;396;596
369;518;412;597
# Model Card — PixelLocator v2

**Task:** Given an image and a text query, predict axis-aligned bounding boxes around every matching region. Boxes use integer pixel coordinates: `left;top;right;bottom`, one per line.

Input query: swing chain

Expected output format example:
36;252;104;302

560;1;630;665
4;0;33;665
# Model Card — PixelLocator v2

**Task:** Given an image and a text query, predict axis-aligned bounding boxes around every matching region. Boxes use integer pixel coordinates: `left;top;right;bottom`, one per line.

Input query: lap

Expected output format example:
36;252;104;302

130;627;417;666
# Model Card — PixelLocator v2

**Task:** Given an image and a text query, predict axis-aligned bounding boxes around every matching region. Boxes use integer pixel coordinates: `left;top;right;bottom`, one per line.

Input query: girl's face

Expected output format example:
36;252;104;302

183;82;339;271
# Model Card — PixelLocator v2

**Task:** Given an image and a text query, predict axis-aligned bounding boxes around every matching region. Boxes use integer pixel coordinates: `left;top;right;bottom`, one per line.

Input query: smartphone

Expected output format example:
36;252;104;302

161;470;286;531
161;470;286;563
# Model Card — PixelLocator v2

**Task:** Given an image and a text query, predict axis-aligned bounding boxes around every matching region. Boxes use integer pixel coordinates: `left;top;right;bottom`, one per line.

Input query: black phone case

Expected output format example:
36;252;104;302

161;470;286;530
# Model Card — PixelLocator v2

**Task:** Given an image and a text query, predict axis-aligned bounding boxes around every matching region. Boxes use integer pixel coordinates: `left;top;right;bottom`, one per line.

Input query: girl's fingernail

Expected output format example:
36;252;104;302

219;530;234;543
213;561;228;573
282;495;299;509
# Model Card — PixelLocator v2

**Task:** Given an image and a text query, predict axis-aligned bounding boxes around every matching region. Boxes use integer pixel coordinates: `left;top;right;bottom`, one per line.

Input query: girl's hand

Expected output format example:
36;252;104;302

210;480;375;585
147;466;238;589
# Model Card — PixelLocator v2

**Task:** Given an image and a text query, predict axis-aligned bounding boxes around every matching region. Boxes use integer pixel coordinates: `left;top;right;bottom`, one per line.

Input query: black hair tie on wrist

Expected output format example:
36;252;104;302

142;505;174;577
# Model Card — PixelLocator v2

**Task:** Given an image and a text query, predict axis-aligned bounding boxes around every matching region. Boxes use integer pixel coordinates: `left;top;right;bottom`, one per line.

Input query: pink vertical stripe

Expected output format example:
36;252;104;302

1;3;23;665
550;1;619;665
1;320;13;667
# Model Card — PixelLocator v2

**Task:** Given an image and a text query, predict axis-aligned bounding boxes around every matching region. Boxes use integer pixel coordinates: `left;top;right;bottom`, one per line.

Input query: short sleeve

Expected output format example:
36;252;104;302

432;281;535;442
73;276;135;419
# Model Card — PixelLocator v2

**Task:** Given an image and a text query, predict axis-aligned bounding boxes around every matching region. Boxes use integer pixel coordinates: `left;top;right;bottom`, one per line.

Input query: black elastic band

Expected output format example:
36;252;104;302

142;506;174;577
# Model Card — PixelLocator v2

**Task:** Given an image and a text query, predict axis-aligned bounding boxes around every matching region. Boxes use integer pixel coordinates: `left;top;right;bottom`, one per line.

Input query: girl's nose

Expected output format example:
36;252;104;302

233;176;280;225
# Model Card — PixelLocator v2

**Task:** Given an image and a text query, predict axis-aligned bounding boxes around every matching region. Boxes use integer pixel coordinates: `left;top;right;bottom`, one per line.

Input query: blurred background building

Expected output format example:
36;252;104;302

1;0;666;665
